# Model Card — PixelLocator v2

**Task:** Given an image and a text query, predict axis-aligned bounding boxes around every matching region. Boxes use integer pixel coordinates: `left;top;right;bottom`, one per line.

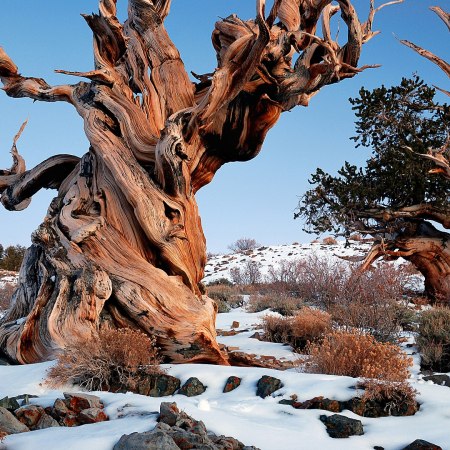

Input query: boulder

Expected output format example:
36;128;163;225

319;414;364;438
113;430;179;450
0;397;20;412
292;396;341;413
178;377;207;397
0;406;29;435
78;407;109;424
256;376;283;399
14;405;45;429
346;397;419;418
223;376;241;393
159;402;181;427
34;413;60;430
138;374;181;397
52;398;70;419
13;394;39;406
115;402;260;450
63;392;103;412
401;439;443;450
422;375;450;388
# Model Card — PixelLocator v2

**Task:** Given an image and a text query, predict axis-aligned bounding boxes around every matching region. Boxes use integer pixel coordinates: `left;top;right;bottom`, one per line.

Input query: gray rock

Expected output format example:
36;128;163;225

159;402;180;427
401;439;443;450
320;414;364;438
0;406;29;434
422;374;450;388
0;396;20;411
138;374;181;397
34;413;60;430
113;430;179;450
256;376;283;399
13;394;39;406
178;377;207;397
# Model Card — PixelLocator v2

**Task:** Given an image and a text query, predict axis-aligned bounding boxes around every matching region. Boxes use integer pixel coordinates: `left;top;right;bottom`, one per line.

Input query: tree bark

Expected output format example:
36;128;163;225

0;0;395;364
361;222;450;301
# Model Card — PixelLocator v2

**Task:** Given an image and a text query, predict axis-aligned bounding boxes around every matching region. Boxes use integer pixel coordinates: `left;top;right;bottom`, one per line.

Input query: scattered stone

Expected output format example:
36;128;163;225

231;321;240;329
63;392;103;412
401;439;442;450
178;377;207;397
373;447;385;450
256;375;283;399
116;402;260;450
422;374;450;388
223;376;241;393
293;396;341;413
320;414;364;438
14;405;45;429
113;430;179;450
346;397;419;418
0;406;29;435
13;394;39;406
78;407;108;425
138;374;181;397
0;396;20;412
159;402;181;427
249;332;262;340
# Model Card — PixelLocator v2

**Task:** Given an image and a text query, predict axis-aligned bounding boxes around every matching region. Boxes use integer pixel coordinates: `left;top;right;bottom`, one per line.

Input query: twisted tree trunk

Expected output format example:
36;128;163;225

361;222;450;301
0;0;394;364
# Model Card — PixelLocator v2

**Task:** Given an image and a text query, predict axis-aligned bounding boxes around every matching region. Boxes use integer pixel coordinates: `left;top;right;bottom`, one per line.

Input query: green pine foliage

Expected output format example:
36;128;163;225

296;76;450;238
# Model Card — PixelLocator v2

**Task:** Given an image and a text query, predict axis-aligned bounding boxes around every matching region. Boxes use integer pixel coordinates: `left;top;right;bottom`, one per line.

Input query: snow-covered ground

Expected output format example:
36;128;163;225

1;242;445;450
1;306;449;450
204;241;425;293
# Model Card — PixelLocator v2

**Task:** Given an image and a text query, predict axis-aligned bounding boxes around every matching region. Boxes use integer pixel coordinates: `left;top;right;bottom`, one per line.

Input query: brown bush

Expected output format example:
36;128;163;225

323;264;411;342
47;328;162;391
357;378;418;412
247;293;304;315
262;307;332;351
417;307;450;372
0;282;15;311
306;330;413;381
208;284;244;312
322;236;338;245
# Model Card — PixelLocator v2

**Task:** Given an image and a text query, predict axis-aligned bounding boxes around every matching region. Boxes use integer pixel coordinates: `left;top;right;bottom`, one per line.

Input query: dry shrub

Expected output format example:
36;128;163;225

247;293;304;315
357;378;418;412
327;265;412;342
47;328;162;391
262;307;331;350
208;284;244;313
322;236;338;245
306;330;413;381
230;260;262;285
0;282;15;311
417;307;450;372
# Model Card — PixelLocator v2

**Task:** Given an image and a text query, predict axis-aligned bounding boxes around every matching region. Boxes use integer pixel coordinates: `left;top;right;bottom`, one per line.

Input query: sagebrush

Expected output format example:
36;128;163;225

47;328;162;391
417;307;450;372
262;307;331;350
306;330;413;381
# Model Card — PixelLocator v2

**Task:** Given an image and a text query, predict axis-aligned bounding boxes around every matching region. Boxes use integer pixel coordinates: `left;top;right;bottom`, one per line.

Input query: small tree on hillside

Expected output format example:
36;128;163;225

228;238;261;253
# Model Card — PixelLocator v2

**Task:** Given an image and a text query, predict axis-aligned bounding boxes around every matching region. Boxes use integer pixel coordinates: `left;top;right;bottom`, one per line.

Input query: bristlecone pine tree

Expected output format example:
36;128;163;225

0;0;399;364
297;7;450;302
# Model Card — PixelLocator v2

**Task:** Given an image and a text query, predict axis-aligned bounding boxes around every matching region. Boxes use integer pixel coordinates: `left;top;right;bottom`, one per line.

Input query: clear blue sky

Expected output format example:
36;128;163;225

0;0;448;252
